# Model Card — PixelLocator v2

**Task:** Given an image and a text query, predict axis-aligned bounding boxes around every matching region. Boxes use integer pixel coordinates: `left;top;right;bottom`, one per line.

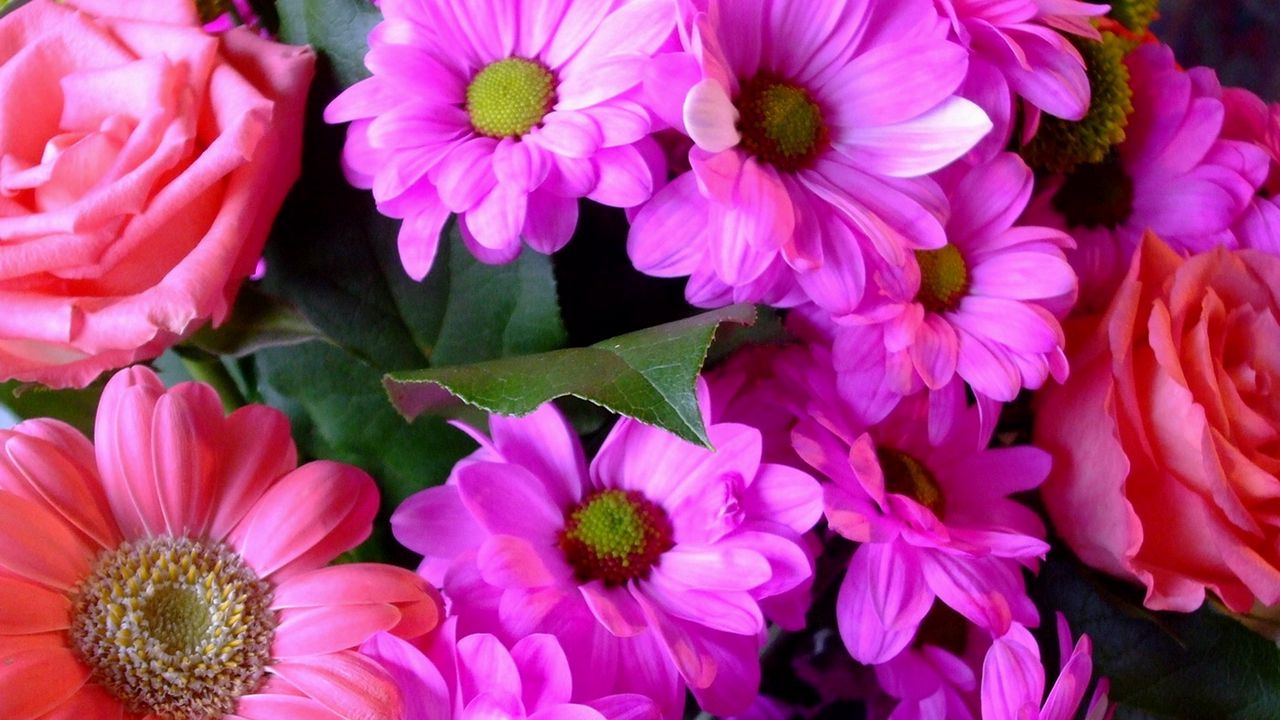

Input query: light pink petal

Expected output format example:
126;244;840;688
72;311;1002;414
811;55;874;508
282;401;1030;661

824;38;969;128
230;461;378;580
626;172;708;277
273;604;402;659
392;485;486;562
579;581;648;637
93;366;170;538
980;624;1044;720
231;694;346;720
970;251;1076;302
270;651;401;720
455;461;564;541
714;527;814;599
493;138;552;194
836;542;934;664
641;571;764;635
683;79;741;153
839;97;993;178
589;144;655;208
397;202;451;281
657;544;772;592
534;112;604;159
510;634;573;711
433;137;499;213
523;189;580;254
272;563;440;640
489;403;588;508
457;633;522;700
478;534;573;589
359;632;452;720
741;463;823;534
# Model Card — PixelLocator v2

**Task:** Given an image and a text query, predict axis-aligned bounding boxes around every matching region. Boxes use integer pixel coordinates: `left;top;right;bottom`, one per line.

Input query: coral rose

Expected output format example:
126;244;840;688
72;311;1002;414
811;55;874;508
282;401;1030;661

0;0;314;387
1037;233;1280;612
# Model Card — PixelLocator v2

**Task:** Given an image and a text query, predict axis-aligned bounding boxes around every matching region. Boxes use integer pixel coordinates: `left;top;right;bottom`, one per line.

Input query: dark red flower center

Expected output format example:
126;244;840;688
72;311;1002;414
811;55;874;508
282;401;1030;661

559;489;674;586
1051;150;1135;230
877;447;946;517
734;73;829;171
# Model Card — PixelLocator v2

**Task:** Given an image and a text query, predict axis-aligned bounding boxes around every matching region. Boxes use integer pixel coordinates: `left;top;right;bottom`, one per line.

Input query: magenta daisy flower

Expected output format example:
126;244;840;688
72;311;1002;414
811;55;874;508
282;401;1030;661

797;384;1048;665
838;153;1076;405
981;615;1113;720
940;0;1108;159
1024;43;1271;308
1222;87;1280;254
874;607;990;720
391;391;823;716
0;367;441;719
361;620;660;719
627;0;992;311
325;0;677;279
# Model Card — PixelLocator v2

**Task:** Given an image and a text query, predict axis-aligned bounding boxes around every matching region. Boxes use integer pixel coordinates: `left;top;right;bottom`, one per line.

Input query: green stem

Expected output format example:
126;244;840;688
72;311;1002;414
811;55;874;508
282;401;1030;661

180;356;247;412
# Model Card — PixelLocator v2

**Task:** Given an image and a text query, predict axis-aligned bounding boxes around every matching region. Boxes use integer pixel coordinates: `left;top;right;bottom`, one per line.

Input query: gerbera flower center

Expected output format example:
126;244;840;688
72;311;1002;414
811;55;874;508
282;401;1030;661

735;74;829;171
1051;150;1135;229
914;244;969;314
466;58;557;139
69;537;275;719
877;447;946;517
559;489;675;586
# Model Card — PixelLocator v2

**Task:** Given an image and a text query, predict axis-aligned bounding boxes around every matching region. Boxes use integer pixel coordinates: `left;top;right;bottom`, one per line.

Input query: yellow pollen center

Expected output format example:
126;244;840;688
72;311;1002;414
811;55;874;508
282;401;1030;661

466;57;557;139
736;75;828;171
877;447;946;517
69;537;275;718
914;244;969;314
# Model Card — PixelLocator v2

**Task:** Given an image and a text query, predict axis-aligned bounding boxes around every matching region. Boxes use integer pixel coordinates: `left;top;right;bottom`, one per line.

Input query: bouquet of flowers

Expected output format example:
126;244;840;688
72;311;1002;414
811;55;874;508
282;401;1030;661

1;0;1278;718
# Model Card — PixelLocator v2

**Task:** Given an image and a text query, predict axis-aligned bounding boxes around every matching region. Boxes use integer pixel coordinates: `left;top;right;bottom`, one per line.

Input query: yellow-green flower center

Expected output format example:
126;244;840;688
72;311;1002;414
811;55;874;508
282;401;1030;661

1094;0;1160;34
1022;32;1134;173
914;244;970;314
735;74;828;171
69;537;275;718
1051;149;1135;229
559;489;674;586
466;58;557;139
878;447;946;517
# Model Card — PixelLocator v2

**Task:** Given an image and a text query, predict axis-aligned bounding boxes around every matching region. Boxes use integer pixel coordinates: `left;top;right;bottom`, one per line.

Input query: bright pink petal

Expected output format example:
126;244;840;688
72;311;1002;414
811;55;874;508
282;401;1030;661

456;461;564;541
269;651;401;720
980;624;1044;720
359;632;452;720
836;542;934;664
510;633;573;711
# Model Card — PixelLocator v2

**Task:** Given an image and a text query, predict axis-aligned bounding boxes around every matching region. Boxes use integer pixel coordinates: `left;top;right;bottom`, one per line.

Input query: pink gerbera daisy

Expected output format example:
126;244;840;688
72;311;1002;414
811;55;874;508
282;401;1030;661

361;620;660;719
1024;43;1271;308
392;389;823;716
940;0;1107;160
0;367;441;719
627;0;992;311
797;382;1049;665
326;0;676;279
838;152;1076;405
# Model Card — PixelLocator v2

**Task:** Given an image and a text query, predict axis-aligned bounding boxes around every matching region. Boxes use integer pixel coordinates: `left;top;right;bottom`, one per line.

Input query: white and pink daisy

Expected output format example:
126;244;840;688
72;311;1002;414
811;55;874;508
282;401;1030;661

0;367;441;719
326;0;677;279
1024;43;1272;308
839;153;1076;406
391;389;823;717
796;383;1049;665
627;0;992;312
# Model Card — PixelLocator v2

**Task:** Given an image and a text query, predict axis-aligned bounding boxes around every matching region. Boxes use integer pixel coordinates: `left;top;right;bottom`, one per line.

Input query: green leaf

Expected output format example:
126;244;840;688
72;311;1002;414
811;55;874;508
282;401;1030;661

1033;553;1280;719
186;285;321;358
384;304;757;448
276;0;380;88
0;381;103;436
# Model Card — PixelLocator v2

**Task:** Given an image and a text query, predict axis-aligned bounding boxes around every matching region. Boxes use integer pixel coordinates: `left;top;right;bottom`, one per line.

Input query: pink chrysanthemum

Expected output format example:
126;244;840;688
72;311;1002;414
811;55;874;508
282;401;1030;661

1221;87;1280;253
839;153;1076;406
981;615;1113;720
392;390;823;716
1024;43;1271;308
0;367;441;720
361;620;660;719
940;0;1107;160
798;384;1049;665
627;0;992;311
326;0;676;279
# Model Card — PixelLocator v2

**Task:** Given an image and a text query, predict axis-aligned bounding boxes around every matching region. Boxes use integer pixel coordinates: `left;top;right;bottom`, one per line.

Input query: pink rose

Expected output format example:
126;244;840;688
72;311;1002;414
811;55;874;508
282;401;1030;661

0;0;313;387
1037;233;1280;612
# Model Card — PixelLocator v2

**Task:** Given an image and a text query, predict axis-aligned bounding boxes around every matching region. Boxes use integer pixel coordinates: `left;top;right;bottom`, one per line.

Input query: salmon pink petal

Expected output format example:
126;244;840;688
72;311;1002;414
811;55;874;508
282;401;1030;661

0;430;119;550
0;644;89;720
272;563;441;640
0;492;93;590
269;651;401;720
230;461;378;580
93;366;169;538
0;577;70;634
35;683;123;720
206;404;298;541
272;604;403;659
230;694;345;720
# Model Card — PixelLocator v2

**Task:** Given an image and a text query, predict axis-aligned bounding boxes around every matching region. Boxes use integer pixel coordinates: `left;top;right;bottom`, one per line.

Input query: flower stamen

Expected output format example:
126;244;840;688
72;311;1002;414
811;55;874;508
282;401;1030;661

877;447;946;517
559;489;674;586
914;244;970;314
466;58;557;139
735;74;828;171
